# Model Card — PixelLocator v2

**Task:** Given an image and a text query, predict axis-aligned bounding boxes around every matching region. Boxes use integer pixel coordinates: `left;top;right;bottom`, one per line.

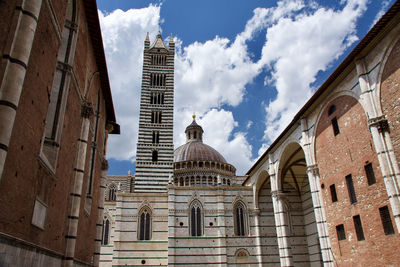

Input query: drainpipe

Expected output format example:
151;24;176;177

0;0;43;180
64;101;93;267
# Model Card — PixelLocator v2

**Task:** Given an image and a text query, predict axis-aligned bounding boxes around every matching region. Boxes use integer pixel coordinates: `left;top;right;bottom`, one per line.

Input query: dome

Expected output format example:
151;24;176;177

174;141;227;163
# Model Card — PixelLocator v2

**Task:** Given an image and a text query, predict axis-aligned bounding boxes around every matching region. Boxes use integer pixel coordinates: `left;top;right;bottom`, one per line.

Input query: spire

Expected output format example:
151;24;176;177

149;30;168;50
144;32;150;49
169;33;175;49
192;112;196;120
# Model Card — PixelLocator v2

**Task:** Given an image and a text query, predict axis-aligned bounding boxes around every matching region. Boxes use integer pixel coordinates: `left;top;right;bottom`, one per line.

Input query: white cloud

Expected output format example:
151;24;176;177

98;6;160;161
100;0;370;175
372;0;391;27
196;109;253;175
259;0;368;142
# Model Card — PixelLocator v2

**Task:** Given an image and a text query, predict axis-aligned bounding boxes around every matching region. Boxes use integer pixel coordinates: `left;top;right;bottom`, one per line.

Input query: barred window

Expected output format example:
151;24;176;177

151;54;166;65
151;111;162;124
150;73;166;87
152;131;160;144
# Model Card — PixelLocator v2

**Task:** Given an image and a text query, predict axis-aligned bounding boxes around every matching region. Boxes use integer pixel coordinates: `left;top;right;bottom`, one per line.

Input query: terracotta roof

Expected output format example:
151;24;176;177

83;0;119;133
246;1;400;176
174;141;227;163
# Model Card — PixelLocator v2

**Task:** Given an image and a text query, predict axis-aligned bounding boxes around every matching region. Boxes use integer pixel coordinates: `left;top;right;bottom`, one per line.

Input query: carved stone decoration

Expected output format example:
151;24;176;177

81;101;94;118
369;116;390;133
306;164;319;177
101;159;109;171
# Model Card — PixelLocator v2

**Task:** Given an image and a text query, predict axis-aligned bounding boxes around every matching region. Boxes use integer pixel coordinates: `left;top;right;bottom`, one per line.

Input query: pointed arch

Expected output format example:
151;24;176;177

138;206;152;240
107;183;117;201
189;199;203;237
233;200;248;236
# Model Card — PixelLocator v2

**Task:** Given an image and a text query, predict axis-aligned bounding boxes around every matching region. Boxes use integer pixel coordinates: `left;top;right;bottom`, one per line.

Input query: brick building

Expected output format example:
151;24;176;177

0;0;118;266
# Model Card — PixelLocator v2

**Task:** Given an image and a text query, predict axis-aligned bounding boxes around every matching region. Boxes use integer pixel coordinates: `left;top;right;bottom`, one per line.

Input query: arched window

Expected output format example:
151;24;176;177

235;249;249;265
102;217;110;245
234;201;248;236
189;200;203;236
138;207;152;240
108;184;116;201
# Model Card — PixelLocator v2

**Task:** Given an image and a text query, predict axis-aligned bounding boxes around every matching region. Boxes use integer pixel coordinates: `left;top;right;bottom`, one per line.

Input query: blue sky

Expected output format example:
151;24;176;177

97;0;395;175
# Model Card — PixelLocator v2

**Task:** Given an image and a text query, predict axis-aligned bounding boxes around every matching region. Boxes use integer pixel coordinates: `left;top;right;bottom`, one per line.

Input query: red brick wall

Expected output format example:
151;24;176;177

381;38;400;165
0;1;108;264
315;95;400;266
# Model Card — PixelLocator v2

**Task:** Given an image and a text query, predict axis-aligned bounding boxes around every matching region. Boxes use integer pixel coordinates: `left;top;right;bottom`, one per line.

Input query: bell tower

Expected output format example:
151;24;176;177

134;32;175;192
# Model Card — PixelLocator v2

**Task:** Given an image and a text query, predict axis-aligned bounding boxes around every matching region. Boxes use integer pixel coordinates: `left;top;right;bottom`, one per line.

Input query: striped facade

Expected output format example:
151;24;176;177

135;32;175;192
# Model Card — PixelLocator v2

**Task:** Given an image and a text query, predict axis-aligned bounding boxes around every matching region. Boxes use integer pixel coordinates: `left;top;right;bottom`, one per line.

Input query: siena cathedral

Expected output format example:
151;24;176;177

99;4;400;266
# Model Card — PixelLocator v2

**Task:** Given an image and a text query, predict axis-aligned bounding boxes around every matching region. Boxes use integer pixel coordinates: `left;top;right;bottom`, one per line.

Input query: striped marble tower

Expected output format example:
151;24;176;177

134;32;175;192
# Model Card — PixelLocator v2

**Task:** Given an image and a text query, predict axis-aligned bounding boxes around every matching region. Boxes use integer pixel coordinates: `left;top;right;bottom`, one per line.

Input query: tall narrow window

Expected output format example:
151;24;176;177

331;117;340;136
336;224;346;241
364;162;376;185
87;90;101;196
152;131;159;144
108;185;116;201
328;105;336;115
138;207;151;240
190;200;203;237
151;111;162;124
152;150;158;162
345;174;357;204
353;215;365;241
41;0;78;170
234;202;248;236
330;184;338;202
102;218;110;245
379;206;395;235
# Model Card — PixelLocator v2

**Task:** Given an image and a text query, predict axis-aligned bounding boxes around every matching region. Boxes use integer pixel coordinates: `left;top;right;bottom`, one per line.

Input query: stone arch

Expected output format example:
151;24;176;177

379;35;400;163
277;142;322;265
188;199;203;236
232;199;249;236
311;91;367;164
376;29;400;115
235;248;250;266
255;169;280;264
137;204;153;240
